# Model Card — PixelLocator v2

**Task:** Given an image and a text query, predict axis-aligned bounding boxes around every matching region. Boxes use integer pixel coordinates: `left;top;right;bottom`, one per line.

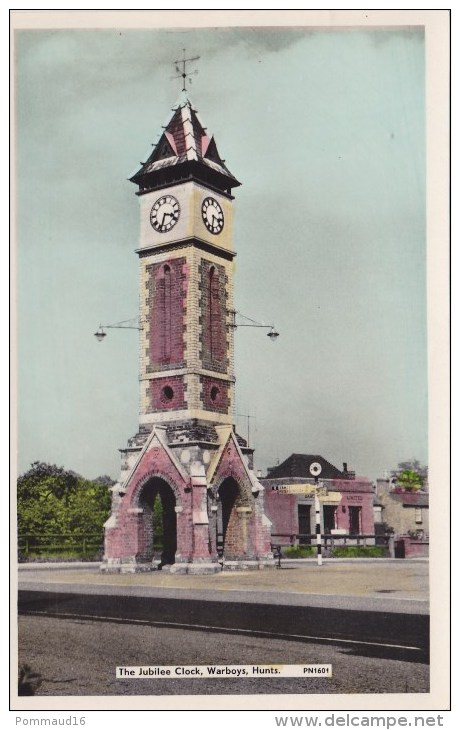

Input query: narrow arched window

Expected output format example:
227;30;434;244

209;266;220;361
161;265;171;361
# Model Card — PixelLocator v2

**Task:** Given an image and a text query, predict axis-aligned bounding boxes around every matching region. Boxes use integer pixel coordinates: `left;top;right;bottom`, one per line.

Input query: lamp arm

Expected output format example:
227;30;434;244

101;324;141;331
99;317;142;331
228;309;276;330
94;316;143;341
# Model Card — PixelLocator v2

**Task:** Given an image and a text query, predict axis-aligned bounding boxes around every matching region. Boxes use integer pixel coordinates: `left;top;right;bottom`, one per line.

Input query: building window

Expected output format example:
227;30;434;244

323;505;337;534
415;507;423;524
348;506;362;535
298;505;311;545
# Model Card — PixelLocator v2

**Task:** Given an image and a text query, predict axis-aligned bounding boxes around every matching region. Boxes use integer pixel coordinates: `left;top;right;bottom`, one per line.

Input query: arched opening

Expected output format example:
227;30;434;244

138;477;177;567
217;477;244;559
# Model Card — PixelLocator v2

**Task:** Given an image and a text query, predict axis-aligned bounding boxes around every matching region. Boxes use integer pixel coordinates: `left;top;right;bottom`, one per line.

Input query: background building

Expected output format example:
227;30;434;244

375;477;429;557
262;453;375;545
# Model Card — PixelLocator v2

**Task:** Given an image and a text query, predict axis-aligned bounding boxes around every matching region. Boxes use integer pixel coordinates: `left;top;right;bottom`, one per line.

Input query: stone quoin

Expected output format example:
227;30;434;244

101;86;273;573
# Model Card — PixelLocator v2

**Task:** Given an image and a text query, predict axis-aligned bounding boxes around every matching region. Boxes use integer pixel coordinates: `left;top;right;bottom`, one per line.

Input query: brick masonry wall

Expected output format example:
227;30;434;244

104;443;193;562
222;505;245;557
336;493;375;533
212;436;271;559
332;481;375;534
264;491;298;541
263;478;375;538
104;432;273;565
145;256;187;373
200;375;230;414
148;375;186;413
139;245;235;424
377;492;429;536
199;258;228;373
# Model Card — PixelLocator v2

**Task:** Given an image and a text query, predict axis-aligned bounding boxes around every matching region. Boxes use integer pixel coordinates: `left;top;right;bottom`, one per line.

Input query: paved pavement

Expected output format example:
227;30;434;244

17;558;429;615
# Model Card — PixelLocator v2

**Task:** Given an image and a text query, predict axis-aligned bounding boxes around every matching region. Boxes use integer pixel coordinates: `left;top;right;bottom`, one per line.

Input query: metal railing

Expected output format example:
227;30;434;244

18;533;104;559
271;533;392;550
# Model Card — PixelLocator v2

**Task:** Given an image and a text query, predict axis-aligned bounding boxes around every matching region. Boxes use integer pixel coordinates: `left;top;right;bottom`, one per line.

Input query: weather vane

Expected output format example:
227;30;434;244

173;48;200;92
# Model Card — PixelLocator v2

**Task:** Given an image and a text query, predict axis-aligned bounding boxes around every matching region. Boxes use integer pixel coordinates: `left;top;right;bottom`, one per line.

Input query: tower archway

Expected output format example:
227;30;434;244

138;477;177;567
217;477;250;559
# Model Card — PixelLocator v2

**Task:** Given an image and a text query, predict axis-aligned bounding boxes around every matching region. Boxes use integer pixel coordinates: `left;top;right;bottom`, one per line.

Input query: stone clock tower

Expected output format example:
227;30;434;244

102;90;273;573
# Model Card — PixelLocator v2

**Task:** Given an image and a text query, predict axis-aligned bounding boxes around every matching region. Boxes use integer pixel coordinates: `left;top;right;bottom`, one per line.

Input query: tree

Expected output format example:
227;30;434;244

392;460;428;480
17;462;79;504
395;469;424;492
17;462;112;537
391;460;427;492
92;475;116;487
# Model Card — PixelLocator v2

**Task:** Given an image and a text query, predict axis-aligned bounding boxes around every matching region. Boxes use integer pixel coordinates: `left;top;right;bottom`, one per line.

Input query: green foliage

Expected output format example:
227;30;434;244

331;546;387;558
17;462;79;504
395;469;423;492
391;460;427;488
152;495;164;550
17;462;112;538
282;545;315;558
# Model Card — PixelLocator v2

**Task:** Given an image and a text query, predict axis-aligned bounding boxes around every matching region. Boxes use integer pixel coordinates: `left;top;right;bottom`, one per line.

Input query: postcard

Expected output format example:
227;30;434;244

11;8;450;717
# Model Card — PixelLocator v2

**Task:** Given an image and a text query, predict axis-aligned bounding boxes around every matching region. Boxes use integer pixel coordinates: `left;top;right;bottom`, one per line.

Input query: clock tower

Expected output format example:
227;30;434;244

102;88;273;573
133;92;238;432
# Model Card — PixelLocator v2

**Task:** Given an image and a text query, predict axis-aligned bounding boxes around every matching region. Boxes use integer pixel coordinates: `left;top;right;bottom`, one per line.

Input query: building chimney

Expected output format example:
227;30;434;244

343;462;348;473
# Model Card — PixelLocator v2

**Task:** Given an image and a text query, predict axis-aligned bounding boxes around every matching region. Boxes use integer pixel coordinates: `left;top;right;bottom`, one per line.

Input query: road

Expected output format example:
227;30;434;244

18;615;429;697
17;588;429;696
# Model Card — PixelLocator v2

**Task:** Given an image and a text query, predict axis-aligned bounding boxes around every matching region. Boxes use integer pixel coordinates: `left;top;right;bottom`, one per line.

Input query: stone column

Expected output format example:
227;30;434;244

171;461;220;574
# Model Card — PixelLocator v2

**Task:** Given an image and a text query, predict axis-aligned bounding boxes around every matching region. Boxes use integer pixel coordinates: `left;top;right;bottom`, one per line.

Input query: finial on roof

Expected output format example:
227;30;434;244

173;48;200;93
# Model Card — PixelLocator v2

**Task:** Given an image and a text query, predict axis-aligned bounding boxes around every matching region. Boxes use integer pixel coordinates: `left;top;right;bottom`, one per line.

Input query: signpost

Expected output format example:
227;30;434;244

309;462;323;567
272;483;340;501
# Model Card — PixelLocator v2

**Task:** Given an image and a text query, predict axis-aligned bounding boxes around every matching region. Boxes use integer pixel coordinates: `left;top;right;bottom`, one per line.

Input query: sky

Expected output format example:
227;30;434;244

14;19;428;483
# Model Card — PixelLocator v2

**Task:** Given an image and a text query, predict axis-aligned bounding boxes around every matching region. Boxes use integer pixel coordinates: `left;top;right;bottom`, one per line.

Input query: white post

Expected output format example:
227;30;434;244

315;478;322;567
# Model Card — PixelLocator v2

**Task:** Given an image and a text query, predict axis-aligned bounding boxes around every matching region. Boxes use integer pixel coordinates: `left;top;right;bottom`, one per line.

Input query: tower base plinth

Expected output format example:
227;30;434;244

170;560;221;575
221;557;275;571
100;557;155;574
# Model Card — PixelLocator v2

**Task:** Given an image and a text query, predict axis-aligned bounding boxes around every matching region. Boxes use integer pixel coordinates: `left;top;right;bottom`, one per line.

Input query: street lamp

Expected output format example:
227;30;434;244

94;317;142;341
228;310;279;341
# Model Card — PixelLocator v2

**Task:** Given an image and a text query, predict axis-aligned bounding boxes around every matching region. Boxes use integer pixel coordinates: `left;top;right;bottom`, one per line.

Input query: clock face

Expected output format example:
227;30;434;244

150;195;180;233
201;197;224;234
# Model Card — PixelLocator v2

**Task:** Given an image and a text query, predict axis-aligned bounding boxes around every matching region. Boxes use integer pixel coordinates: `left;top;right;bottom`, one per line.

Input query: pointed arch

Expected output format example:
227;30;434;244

136;476;177;566
217;476;250;559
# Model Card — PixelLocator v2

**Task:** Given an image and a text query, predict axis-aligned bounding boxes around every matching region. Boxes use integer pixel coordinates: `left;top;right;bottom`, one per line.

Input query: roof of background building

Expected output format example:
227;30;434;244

266;453;354;480
388;491;429;507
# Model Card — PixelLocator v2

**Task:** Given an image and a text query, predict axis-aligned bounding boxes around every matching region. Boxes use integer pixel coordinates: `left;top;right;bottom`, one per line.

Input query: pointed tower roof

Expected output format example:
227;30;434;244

130;93;241;195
